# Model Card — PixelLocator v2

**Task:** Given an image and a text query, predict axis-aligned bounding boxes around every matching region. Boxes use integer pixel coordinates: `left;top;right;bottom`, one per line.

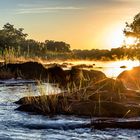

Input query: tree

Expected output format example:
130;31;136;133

44;40;71;52
0;23;27;54
20;39;42;57
124;13;140;38
124;13;140;61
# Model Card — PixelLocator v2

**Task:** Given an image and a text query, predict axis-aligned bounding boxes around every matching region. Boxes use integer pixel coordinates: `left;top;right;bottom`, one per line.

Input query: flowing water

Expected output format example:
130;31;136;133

0;60;140;140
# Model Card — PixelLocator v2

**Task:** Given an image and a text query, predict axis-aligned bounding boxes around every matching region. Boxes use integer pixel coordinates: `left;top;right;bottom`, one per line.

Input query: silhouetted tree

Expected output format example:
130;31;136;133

124;13;140;61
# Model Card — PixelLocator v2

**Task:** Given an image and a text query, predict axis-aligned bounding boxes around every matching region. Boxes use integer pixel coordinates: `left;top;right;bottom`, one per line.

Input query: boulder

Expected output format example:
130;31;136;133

0;62;107;89
15;94;140;117
64;67;107;89
15;85;140;117
0;62;47;80
46;65;67;86
117;66;140;90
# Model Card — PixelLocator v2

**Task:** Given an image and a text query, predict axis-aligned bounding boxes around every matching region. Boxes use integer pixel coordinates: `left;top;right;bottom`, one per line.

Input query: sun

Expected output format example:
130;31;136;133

104;24;124;49
107;27;136;48
110;30;124;48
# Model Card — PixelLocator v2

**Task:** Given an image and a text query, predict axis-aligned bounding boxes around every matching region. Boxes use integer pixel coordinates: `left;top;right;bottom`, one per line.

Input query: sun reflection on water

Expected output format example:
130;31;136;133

94;60;139;78
67;60;139;78
44;60;139;78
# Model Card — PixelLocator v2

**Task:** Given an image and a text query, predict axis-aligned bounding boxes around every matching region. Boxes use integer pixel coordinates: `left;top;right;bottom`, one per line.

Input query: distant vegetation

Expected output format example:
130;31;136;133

0;13;140;61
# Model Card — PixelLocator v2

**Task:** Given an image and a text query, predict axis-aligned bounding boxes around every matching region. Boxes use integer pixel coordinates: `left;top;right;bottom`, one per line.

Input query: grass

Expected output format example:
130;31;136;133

8;60;139;118
18;72;129;117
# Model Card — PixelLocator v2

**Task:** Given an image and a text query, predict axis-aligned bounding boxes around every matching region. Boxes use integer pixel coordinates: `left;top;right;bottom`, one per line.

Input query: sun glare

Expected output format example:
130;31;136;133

125;37;136;46
104;60;139;78
105;24;124;49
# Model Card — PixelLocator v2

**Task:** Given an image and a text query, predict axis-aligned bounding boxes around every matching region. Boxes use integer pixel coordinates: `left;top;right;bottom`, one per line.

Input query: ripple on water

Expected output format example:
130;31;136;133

0;80;140;139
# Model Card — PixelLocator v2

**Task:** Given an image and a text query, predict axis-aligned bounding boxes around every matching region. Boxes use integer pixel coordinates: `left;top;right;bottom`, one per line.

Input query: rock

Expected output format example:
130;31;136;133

0;62;107;89
117;66;140;90
64;67;107;89
94;78;126;93
46;65;67;86
92;120;140;129
15;87;140;117
120;65;127;68
16;104;41;113
72;64;93;69
0;70;14;79
15;97;140;117
0;62;47;80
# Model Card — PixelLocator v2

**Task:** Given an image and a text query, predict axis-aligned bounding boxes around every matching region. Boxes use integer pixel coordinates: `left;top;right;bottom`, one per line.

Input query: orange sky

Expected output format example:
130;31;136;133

0;0;140;49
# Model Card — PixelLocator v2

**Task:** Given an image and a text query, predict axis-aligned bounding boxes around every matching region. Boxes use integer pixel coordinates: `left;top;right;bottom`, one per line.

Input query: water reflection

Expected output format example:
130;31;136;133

94;60;139;78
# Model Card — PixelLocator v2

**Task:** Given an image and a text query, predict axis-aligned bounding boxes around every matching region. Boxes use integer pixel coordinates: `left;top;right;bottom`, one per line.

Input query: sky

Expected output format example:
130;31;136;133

0;0;140;50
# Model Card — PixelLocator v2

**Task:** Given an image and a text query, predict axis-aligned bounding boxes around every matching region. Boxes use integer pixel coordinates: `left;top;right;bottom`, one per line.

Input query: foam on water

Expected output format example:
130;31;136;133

0;79;140;139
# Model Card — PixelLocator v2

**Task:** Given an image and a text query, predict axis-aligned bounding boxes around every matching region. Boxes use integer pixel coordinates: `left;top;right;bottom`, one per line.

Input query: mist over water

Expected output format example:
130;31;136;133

44;60;140;78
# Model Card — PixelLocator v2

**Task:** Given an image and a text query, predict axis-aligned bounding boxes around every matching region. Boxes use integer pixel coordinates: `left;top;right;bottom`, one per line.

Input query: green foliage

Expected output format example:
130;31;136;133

44;40;70;52
0;23;27;52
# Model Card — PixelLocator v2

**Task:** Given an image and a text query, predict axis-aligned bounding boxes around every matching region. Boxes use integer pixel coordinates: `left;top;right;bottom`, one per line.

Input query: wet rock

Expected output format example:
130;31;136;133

16;104;40;113
68;101;140;117
15;99;140;117
15;89;140;117
23;122;90;130
92;120;140;129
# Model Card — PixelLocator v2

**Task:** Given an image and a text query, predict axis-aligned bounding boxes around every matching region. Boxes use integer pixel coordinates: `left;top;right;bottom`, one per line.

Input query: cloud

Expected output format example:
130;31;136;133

15;0;140;14
16;6;83;14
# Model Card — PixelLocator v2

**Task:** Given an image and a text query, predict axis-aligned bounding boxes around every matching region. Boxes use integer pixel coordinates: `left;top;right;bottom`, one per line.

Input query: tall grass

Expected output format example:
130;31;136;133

19;68;129;117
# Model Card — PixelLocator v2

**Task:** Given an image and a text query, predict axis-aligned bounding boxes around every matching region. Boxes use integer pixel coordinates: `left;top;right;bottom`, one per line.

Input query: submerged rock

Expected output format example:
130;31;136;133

92;119;140;129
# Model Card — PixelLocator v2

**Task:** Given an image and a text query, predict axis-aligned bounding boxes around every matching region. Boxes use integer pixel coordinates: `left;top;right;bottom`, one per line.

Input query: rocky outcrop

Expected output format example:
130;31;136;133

15;82;140;117
13;63;140;118
15;94;140;117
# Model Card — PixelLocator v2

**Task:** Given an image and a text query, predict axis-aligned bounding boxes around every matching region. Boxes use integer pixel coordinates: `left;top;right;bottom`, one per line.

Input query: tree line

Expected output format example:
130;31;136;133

0;12;140;61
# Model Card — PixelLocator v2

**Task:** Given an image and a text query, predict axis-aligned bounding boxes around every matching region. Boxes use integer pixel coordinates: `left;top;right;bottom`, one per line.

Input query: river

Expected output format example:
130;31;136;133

0;60;140;139
44;60;140;78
